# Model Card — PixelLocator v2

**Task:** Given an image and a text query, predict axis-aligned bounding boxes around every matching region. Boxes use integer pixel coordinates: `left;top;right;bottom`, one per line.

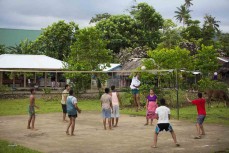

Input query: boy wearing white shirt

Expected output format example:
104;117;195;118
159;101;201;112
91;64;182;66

130;73;141;111
152;98;180;148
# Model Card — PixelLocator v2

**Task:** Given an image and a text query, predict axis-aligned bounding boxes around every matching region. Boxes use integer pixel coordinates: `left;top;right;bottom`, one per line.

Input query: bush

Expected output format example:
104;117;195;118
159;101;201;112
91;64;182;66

198;78;228;92
42;88;51;94
0;85;10;92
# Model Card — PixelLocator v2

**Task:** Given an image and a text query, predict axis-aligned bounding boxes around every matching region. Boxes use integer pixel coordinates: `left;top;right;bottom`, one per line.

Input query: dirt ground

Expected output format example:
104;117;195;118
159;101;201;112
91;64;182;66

0;111;229;153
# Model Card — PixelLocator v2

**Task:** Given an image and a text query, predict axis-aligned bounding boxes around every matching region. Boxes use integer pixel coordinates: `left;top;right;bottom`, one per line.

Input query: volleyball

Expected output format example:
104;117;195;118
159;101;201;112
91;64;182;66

141;66;146;70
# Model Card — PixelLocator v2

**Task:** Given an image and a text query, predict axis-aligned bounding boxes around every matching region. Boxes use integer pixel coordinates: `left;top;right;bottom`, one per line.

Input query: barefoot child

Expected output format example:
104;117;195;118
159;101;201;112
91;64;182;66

111;85;121;127
186;92;206;139
27;88;39;130
66;90;81;136
145;89;158;126
100;88;113;130
152;98;180;148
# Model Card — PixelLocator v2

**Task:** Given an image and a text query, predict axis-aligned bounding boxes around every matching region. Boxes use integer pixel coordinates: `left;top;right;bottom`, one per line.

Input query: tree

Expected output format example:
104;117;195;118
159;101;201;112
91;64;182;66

184;0;193;8
0;44;7;54
218;33;229;56
66;27;112;93
174;5;191;26
130;2;164;49
148;46;191;70
195;45;219;76
90;13;111;23
202;14;221;46
96;15;136;54
34;21;79;60
158;19;182;49
7;39;37;54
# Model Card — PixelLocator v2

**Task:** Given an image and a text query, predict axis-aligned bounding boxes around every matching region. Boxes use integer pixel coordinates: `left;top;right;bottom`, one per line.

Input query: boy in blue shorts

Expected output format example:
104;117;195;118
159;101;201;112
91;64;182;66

152;98;180;148
100;88;113;130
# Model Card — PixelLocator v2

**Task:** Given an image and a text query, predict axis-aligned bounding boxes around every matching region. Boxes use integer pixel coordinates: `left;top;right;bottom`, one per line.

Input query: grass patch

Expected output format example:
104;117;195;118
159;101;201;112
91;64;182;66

0;98;228;125
0;98;100;116
0;139;41;153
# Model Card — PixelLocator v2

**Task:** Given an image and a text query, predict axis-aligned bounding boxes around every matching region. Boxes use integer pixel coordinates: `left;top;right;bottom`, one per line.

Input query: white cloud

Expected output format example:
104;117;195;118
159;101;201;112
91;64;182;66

0;0;228;32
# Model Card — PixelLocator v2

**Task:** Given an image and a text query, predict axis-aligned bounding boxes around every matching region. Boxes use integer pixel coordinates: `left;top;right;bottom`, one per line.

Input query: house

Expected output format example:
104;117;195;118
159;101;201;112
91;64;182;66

0;54;66;88
217;57;229;83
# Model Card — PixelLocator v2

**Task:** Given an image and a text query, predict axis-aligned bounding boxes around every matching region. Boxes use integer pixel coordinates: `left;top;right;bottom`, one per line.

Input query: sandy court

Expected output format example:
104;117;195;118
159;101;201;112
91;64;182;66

0;111;229;153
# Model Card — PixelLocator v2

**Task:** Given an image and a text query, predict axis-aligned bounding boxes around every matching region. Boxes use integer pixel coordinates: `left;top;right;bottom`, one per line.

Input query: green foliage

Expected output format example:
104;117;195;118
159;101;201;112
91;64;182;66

218;33;229;56
158;19;182;49
42;88;51;94
195;45;219;76
174;4;191;26
66;27;112;93
0;140;41;153
148;46;191;70
202;14;220;46
96;15;136;53
90;13;111;23
0;44;7;54
34;21;79;60
0;85;10;92
130;2;164;49
7;39;38;54
198;78;228;92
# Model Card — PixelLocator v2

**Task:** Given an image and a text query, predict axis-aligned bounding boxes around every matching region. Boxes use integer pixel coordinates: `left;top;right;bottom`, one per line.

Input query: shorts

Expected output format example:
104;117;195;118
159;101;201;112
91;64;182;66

197;115;206;125
131;89;139;95
28;106;35;116
111;105;120;118
155;123;173;134
68;114;77;118
102;108;111;119
61;104;67;113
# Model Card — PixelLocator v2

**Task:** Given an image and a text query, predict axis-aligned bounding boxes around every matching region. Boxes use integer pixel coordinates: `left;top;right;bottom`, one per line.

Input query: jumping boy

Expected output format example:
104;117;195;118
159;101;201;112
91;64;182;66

100;88;113;130
66;89;81;136
27;88;39;130
152;98;180;148
186;92;206;139
111;85;121;127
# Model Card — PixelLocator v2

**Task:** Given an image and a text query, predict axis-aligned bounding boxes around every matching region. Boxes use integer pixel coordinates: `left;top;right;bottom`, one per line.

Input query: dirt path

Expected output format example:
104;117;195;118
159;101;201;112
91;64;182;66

0;111;229;153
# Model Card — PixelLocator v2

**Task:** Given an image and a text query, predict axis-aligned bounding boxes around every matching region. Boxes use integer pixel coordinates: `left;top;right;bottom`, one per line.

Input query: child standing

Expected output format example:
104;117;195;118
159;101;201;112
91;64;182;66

111;85;121;127
66;90;81;136
145;89;158;126
27;88;39;130
152;98;180;148
100;88;113;130
186;92;206;139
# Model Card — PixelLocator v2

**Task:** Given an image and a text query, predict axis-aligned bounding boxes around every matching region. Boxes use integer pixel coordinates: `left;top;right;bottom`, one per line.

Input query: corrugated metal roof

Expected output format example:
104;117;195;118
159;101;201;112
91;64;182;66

0;54;66;70
99;63;121;72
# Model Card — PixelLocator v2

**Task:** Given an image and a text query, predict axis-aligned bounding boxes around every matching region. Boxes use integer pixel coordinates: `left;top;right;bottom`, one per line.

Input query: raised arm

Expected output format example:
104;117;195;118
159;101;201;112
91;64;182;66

186;94;192;103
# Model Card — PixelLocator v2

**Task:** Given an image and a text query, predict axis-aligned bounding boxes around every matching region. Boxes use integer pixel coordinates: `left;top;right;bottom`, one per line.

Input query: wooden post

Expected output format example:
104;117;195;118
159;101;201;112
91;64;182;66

34;72;36;84
12;72;15;87
0;72;2;86
24;73;26;88
55;72;58;87
44;72;47;87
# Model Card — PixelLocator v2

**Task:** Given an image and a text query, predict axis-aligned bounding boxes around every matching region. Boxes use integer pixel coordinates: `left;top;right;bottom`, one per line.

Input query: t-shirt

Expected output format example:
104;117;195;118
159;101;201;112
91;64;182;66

130;76;141;89
155;106;170;124
100;93;112;109
66;96;77;115
192;98;206;115
112;92;119;106
147;95;157;102
61;89;69;104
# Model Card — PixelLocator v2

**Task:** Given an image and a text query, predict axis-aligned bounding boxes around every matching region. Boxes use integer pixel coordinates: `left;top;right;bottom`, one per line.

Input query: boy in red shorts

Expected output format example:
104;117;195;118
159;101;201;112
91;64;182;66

186;92;206;139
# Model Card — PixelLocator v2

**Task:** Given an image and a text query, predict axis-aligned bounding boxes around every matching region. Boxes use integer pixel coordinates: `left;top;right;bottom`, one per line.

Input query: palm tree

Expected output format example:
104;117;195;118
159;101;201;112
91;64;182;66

174;5;191;26
184;0;193;8
203;14;220;33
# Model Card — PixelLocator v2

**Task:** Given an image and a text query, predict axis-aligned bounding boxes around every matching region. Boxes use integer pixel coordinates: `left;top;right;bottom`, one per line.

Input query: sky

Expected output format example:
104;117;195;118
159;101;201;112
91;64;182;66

0;0;229;32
